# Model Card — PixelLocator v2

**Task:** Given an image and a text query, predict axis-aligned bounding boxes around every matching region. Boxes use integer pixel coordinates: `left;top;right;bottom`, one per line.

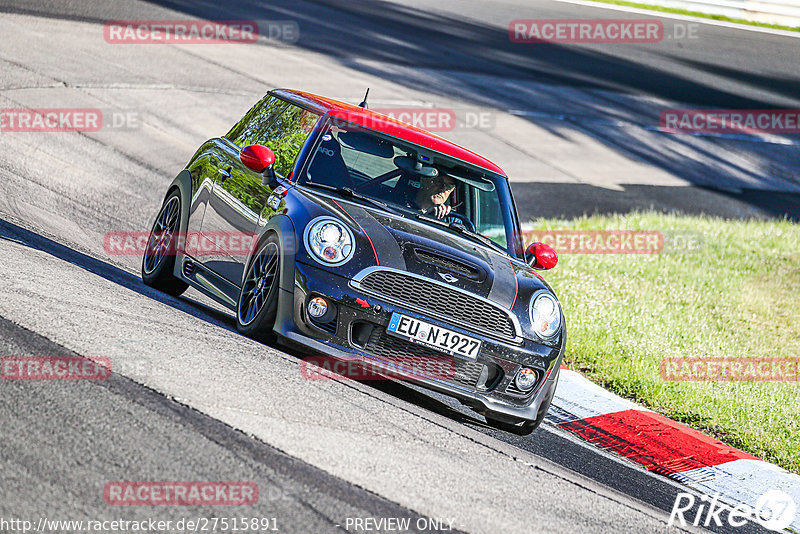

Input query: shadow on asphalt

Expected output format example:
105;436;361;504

0;315;460;533
510;183;800;221
133;0;792;108
0;219;236;331
136;0;800;221
0;218;774;534
3;0;799;220
0;217;487;429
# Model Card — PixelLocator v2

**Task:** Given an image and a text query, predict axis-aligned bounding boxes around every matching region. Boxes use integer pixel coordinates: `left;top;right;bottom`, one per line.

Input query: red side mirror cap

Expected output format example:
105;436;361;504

240;144;275;173
526;242;558;270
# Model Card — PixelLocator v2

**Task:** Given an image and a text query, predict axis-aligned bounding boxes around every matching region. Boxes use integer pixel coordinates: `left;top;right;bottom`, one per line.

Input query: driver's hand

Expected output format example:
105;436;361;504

432;204;451;219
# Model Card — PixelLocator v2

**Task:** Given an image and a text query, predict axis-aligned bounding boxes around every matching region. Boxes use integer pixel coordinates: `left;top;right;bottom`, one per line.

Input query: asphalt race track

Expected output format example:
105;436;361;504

1;1;797;533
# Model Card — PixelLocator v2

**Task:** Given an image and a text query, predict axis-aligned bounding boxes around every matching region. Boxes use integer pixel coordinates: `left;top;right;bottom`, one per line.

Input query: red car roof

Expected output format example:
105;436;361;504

271;89;507;176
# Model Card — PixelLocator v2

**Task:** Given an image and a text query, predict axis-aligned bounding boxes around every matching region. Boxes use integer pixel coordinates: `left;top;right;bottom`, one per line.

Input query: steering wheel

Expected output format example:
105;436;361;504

442;211;476;232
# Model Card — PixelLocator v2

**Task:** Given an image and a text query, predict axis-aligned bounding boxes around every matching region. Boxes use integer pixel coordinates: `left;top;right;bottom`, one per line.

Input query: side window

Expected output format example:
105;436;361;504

226;96;319;178
226;95;287;148
265;104;319;178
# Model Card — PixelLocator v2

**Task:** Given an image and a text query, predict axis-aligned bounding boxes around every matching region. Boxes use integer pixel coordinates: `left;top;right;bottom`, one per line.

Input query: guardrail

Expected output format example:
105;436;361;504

622;0;800;27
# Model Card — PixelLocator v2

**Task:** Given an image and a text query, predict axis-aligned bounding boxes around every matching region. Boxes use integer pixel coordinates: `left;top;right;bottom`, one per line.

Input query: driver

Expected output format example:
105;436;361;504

411;174;456;220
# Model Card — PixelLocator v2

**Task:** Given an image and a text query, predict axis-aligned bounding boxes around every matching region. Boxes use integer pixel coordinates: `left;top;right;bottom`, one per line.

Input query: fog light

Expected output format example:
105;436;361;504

308;297;328;319
515;368;538;391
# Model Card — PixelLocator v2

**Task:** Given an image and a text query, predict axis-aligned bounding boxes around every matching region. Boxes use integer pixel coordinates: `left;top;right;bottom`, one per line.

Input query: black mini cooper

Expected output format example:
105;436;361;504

142;89;564;434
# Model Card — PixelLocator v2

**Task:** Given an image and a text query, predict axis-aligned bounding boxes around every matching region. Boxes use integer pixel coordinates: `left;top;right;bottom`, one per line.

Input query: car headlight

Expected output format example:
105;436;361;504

529;292;561;339
304;217;355;266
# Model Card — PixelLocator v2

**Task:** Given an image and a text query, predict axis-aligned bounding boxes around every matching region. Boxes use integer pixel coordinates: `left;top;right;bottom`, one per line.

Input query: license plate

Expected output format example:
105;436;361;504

387;312;481;360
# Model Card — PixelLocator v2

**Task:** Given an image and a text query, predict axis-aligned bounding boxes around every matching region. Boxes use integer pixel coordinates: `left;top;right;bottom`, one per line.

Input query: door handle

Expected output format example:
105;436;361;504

218;167;232;182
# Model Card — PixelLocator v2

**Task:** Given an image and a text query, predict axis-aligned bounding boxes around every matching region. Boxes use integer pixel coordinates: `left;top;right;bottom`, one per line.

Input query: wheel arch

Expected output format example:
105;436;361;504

246;215;298;335
164;170;193;280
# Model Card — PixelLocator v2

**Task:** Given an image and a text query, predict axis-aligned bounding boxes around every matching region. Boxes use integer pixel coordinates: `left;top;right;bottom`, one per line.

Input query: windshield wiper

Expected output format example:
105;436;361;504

415;214;507;253
302;182;404;216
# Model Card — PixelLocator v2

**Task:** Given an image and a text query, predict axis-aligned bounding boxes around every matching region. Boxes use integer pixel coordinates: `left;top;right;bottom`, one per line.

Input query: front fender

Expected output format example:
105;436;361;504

251;214;297;334
166;170;193;281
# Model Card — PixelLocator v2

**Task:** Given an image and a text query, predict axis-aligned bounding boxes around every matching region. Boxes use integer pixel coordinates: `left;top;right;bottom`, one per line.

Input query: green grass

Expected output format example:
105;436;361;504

529;212;800;472
586;0;800;32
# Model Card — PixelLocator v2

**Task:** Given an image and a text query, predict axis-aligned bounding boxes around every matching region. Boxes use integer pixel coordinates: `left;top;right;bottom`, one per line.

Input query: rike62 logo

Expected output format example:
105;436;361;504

669;490;796;531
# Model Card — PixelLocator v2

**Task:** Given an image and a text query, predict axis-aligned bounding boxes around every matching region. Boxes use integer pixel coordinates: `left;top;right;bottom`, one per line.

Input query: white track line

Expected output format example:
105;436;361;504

551;0;800;38
549;368;651;422
550;366;800;531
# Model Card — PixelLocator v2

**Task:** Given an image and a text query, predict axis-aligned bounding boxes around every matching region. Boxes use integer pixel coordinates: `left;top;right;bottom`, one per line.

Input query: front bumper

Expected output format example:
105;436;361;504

275;261;564;421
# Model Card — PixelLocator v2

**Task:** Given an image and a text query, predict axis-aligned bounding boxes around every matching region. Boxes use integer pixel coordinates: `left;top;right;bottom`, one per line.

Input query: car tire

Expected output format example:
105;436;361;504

141;190;189;297
486;369;560;436
236;233;281;342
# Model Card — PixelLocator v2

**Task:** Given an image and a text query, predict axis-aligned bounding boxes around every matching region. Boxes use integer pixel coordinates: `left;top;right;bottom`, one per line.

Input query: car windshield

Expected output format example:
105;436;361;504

300;120;519;256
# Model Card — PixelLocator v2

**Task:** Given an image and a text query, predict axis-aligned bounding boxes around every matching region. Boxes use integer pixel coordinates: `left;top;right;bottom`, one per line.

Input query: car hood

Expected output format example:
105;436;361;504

300;191;549;311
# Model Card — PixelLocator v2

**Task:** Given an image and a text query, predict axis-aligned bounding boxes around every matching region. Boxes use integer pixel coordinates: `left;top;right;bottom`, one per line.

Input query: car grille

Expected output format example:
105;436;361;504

311;317;337;335
365;329;487;389
357;270;516;339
